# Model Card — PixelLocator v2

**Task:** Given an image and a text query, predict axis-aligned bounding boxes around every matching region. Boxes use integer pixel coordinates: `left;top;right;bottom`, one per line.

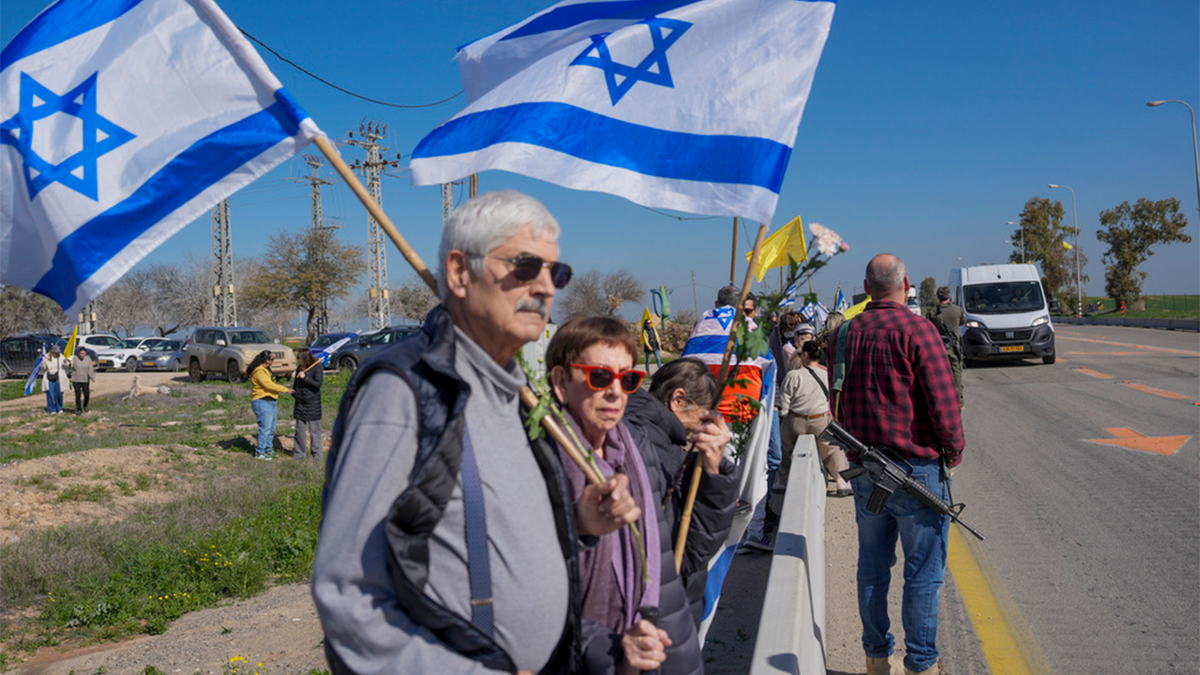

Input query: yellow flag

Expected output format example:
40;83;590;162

1062;240;1073;250
842;296;871;320
746;215;807;282
63;326;79;359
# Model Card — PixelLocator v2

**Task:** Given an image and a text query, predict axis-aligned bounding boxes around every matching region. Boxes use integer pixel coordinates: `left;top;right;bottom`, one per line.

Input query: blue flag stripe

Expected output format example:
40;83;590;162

1;0;147;70
503;0;703;41
413;102;790;192
681;334;732;356
32;93;302;309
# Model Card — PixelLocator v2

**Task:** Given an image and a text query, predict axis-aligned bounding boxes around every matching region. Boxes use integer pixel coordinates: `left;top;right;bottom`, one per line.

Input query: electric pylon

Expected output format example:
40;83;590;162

293;154;339;336
210;199;236;326
346;121;401;331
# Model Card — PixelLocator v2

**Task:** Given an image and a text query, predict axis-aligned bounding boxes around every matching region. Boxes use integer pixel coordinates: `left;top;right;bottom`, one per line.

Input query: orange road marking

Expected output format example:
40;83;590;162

1086;428;1191;456
1120;382;1191;400
1074;367;1113;379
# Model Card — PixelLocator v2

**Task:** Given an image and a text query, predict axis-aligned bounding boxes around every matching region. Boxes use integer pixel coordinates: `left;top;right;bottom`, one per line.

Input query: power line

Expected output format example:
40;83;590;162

239;28;463;109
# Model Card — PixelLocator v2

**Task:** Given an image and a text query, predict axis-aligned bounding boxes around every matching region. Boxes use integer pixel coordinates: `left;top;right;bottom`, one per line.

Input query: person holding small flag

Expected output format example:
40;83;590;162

38;343;68;414
291;348;324;461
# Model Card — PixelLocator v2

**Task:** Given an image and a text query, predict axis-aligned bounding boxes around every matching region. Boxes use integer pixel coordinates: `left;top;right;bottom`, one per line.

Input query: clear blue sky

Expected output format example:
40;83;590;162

4;0;1198;321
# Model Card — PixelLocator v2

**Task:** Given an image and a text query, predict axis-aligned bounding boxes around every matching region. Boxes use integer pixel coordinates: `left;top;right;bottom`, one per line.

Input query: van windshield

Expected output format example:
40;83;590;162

963;281;1044;314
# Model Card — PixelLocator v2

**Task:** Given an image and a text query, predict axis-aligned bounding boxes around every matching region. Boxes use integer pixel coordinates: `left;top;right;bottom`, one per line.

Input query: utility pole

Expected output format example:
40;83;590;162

78;301;97;334
347;122;401;331
210;199;236;326
294;154;338;336
442;183;454;227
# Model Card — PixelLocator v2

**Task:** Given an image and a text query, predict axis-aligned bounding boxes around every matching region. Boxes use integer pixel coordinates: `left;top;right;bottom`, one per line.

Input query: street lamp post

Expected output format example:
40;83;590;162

1146;100;1200;215
1007;220;1024;262
1047;184;1080;317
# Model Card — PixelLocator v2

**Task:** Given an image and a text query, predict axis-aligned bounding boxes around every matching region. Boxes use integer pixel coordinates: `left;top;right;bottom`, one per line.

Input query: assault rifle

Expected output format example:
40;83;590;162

822;420;984;541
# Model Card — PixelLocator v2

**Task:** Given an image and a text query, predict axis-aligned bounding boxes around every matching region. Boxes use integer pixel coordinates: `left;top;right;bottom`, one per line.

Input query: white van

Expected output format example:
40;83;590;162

950;264;1055;365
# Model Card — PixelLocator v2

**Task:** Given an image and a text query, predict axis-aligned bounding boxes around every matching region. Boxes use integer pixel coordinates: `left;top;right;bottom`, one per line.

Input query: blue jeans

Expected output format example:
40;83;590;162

765;409;782;489
251;398;277;456
45;378;63;413
850;458;949;673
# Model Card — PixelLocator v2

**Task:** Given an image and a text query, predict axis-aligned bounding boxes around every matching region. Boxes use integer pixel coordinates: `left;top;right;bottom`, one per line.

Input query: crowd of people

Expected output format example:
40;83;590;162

300;191;963;675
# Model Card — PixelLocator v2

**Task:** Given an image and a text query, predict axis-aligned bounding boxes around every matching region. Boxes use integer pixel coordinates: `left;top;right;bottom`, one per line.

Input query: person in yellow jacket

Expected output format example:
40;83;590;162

247;350;293;460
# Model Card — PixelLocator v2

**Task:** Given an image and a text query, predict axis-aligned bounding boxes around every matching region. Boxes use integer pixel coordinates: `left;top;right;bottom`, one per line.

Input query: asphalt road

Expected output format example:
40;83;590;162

945;324;1199;674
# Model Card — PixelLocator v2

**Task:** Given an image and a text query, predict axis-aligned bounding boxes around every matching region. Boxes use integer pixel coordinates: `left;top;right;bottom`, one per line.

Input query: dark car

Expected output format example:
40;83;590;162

0;335;51;379
309;332;357;369
0;334;61;379
333;326;419;372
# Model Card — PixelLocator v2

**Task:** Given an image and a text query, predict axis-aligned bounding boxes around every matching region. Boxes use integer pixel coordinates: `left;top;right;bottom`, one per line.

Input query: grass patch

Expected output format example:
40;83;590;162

1;379;31;402
1070;294;1200;320
1;459;323;646
0;372;350;465
56;484;111;503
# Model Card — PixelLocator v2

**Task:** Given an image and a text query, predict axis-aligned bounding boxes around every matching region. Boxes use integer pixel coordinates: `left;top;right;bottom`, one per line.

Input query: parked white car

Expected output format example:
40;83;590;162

95;336;167;371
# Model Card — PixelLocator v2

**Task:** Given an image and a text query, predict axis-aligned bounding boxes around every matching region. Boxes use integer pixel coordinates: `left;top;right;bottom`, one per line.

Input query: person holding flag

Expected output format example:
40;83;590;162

291;348;324;462
38;343;69;414
640;309;663;370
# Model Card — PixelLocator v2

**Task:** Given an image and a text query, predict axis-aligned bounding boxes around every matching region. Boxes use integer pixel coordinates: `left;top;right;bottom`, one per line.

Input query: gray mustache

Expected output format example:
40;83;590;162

516;297;549;319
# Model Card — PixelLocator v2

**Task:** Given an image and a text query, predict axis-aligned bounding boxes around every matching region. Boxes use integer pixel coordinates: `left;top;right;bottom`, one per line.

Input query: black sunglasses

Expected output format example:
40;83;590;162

571;364;645;394
491;254;573;289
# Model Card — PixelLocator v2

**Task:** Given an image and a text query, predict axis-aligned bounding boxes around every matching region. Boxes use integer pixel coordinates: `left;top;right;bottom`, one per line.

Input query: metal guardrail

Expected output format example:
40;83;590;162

749;434;826;675
1054;316;1199;332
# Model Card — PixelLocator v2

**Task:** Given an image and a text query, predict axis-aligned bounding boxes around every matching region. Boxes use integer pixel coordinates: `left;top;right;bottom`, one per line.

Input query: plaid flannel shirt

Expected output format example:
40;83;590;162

829;299;964;467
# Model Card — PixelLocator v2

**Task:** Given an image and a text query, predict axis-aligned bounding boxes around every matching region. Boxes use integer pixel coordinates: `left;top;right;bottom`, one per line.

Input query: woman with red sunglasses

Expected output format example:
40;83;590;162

547;316;701;675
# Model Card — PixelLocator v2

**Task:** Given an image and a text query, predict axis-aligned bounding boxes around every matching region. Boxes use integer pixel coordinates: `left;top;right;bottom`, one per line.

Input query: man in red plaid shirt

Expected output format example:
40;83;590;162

830;253;964;675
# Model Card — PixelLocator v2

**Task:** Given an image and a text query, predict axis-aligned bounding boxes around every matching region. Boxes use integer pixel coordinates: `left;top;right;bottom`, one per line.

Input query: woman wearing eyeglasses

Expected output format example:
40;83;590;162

546;317;700;675
623;357;738;629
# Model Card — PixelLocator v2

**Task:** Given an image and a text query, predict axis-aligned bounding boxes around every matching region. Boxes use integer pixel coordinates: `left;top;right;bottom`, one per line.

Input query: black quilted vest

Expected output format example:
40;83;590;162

322;306;582;674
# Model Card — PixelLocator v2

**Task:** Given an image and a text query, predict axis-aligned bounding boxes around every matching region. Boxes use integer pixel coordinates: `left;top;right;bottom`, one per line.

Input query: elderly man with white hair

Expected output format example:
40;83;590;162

313;191;642;675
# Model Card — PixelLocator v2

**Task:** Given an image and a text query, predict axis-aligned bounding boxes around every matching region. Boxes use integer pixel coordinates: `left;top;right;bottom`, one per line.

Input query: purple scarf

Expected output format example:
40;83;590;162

557;411;661;634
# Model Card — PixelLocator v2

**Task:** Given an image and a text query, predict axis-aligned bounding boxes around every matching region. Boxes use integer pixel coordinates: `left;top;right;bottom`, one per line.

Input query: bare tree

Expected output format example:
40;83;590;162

94;273;150;337
142;258;208;336
557;268;646;321
0;284;68;337
392;277;440;324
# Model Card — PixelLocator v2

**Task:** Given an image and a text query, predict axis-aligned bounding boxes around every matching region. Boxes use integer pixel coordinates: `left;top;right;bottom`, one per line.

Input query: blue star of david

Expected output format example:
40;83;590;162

570;17;692;106
1;71;135;201
714;306;736;330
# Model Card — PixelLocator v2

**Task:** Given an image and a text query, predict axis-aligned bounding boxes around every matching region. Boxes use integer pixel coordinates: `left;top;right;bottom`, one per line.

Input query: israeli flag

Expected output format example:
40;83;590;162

1;0;322;314
411;0;835;223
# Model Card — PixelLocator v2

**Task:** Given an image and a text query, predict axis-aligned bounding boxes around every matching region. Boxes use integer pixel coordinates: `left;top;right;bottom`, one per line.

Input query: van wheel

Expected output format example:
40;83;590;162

188;359;205;383
227;360;245;384
1042;352;1056;365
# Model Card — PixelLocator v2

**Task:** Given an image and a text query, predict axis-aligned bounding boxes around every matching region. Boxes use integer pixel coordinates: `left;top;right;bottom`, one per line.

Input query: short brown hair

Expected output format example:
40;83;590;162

545;316;639;372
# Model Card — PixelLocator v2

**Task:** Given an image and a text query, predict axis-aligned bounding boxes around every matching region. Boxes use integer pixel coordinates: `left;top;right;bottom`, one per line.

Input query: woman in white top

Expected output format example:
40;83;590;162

39;344;70;414
777;339;851;496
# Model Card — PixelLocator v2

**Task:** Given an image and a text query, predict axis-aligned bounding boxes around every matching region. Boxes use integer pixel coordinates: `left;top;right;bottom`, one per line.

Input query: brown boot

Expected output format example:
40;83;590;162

905;663;941;675
866;654;903;675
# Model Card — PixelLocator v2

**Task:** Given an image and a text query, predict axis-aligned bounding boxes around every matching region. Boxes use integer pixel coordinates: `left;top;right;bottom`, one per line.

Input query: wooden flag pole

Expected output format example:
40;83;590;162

313;136;605;488
313;137;438;292
729;217;739;284
674;222;769;573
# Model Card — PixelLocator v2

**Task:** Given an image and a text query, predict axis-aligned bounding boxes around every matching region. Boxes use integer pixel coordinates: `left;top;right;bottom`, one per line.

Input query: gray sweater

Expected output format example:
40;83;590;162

312;327;569;674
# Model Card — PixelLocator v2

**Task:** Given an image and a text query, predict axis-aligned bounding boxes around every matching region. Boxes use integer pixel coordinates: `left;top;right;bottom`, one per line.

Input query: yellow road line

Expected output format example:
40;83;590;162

947;526;1056;675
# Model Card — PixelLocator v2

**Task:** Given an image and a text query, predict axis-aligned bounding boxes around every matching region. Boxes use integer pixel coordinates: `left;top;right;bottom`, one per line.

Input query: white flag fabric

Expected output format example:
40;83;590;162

410;0;835;223
1;0;322;314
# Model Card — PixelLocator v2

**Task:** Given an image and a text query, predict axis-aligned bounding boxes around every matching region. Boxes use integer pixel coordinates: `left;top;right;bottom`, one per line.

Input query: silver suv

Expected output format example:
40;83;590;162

185;327;296;384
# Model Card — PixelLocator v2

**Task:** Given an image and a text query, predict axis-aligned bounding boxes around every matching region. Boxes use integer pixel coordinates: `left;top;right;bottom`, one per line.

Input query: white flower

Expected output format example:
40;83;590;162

808;223;844;257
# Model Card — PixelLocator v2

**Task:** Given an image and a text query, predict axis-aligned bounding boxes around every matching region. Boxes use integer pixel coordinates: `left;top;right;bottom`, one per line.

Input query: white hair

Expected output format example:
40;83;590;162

438;191;560;300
